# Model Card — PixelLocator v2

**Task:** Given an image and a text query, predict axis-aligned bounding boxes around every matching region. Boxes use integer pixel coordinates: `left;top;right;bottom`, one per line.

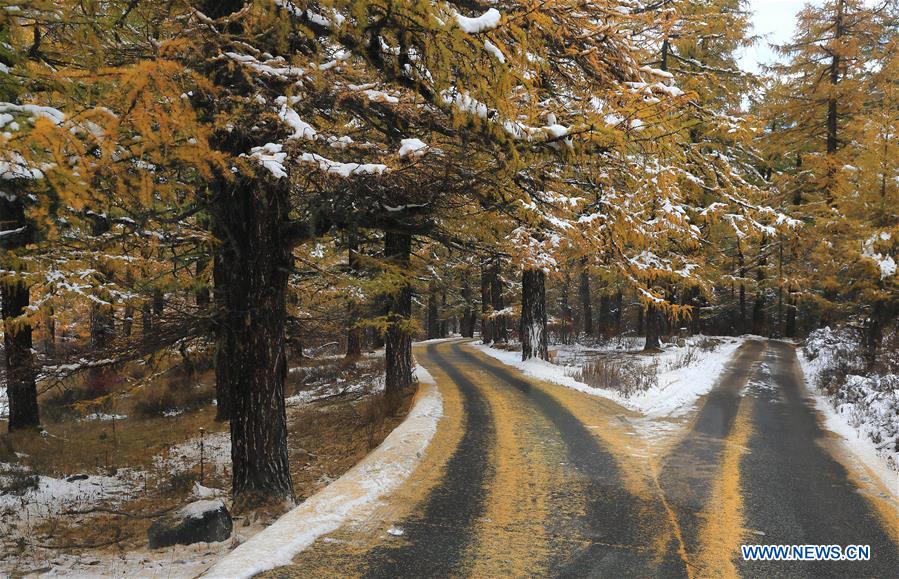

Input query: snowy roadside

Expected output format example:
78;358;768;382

474;336;745;418
797;329;898;496
203;365;443;578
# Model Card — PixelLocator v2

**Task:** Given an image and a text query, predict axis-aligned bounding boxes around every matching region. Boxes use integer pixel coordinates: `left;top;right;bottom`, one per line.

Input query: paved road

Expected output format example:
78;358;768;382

264;339;898;578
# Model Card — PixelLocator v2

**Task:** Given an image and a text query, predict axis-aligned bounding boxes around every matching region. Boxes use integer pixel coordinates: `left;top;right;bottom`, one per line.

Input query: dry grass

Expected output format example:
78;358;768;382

574;357;659;397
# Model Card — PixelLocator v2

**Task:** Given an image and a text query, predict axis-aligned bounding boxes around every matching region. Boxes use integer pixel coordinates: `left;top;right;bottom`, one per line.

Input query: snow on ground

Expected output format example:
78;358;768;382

1;358;392;576
475;336;745;418
797;327;899;493
204;365;443;578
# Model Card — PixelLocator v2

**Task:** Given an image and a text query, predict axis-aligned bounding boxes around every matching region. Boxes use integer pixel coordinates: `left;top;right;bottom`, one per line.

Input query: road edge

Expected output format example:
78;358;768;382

203;365;444;579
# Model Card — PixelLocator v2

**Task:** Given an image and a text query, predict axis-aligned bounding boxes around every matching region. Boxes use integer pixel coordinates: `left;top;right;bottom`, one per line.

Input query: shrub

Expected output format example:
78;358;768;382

574;357;658;397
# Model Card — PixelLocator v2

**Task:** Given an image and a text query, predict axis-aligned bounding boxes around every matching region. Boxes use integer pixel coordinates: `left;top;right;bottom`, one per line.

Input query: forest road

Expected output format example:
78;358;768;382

261;339;898;579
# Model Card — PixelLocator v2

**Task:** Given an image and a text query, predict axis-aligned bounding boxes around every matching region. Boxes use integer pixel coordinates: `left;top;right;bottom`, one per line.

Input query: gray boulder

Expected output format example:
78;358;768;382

148;499;232;549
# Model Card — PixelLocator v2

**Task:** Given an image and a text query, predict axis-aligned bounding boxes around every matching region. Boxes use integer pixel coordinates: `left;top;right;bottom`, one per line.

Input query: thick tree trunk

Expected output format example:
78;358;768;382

4;280;39;431
578;257;593;337
1;196;38;431
212;247;232;422
384;231;413;398
480;263;493;343
521;269;548;361
644;304;661;350
213;179;294;508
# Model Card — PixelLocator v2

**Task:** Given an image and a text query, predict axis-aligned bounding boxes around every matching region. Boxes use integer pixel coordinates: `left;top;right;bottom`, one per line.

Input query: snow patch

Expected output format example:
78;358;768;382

455;8;501;33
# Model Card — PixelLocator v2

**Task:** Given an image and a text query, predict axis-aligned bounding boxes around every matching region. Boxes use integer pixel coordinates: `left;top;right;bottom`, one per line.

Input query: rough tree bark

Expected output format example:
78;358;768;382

521;269;548;361
1;194;38;431
212;244;232;422
384;231;414;398
212;177;294;508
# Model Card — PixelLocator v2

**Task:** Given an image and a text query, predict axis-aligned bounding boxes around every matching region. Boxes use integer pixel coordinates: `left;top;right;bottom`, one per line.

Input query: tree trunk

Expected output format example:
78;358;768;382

87;216;115;394
1;195;38;431
644;304;661;350
738;247;746;334
598;292;611;337
212;246;232;422
578;257;593;337
461;274;474;338
521;269;548;361
480;263;493;343
785;289;797;338
752;244;767;335
384;231;413;398
43;305;56;357
439;288;448;338
614;290;623;335
196;257;211;308
560;269;572;345
426;279;439;340
4;280;39;431
212;178;294;508
345;244;363;358
490;259;506;343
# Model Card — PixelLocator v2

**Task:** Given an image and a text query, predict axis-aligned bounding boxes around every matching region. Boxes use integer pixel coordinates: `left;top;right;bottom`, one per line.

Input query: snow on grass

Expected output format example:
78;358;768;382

475;336;745;418
204;365;443;578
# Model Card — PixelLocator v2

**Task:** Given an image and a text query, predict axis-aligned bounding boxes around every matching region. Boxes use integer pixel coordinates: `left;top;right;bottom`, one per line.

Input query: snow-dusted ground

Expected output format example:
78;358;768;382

475;336;745;418
797;327;898;494
0;356;393;577
204;365;443;578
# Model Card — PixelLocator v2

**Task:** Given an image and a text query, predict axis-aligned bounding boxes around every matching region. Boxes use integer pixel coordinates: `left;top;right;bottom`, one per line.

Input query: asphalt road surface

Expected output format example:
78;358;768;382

263;339;898;578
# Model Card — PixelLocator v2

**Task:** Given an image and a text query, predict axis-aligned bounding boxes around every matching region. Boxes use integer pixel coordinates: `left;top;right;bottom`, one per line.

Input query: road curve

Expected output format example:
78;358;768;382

261;339;898;578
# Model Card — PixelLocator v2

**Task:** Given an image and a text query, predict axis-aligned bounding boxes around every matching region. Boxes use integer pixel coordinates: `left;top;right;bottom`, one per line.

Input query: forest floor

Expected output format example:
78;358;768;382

0;351;411;576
